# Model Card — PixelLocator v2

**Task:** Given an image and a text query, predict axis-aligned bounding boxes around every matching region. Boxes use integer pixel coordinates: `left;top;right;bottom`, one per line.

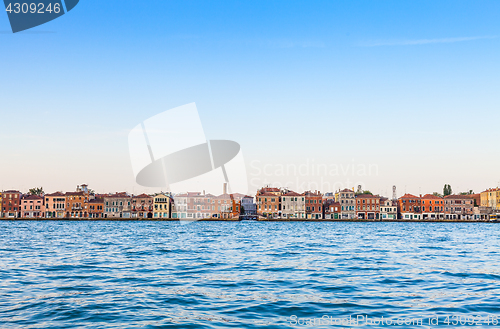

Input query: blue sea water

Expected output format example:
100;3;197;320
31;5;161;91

0;221;499;328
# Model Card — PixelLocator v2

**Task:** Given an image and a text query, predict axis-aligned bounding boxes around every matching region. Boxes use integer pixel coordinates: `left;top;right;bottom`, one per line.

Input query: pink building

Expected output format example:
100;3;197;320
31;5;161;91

21;195;45;218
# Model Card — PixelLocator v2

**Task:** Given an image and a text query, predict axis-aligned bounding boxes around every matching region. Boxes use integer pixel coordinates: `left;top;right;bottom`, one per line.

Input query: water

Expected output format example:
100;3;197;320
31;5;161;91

0;221;499;328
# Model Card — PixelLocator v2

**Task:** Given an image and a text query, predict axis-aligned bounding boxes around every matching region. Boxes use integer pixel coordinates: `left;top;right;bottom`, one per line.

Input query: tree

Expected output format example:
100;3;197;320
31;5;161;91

433;192;443;198
28;187;44;196
355;190;373;196
443;184;452;196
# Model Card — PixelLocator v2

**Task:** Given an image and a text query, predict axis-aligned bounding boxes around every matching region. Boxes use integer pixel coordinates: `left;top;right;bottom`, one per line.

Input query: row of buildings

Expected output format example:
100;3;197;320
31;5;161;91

255;186;496;221
1;184;499;221
0;184;256;220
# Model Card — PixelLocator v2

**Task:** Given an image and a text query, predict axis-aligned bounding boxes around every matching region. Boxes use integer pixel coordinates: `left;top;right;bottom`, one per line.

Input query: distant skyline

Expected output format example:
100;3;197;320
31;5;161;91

1;0;499;196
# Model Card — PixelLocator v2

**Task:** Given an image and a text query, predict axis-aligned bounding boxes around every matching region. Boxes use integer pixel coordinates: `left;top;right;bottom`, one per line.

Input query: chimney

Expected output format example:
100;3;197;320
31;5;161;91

223;183;227;195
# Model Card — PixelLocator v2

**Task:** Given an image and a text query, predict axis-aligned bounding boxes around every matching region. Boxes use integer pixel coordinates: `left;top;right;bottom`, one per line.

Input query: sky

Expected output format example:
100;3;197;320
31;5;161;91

0;0;499;197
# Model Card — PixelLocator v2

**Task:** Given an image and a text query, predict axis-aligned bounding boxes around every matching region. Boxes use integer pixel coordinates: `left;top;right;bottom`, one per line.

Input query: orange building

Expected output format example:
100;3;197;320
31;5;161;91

421;194;444;219
304;190;322;219
65;191;90;218
398;193;422;220
89;197;105;218
356;194;380;220
230;198;241;219
256;192;281;218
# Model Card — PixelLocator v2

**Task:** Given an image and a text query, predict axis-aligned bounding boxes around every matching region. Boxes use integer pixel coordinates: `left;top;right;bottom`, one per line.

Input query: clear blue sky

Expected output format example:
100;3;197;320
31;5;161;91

1;0;499;195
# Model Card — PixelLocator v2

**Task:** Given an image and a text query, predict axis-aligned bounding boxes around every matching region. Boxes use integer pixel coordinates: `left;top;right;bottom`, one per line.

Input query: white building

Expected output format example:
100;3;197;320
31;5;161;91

281;191;305;219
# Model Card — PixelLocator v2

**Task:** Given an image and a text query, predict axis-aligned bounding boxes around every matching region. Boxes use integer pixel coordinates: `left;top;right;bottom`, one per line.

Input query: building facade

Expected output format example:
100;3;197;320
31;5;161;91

323;200;341;219
398;193;422;220
304;191;322;219
172;193;188;219
104;193;132;218
421;194;444;219
336;188;355;219
444;195;474;220
379;197;397;220
480;188;499;210
2;190;21;218
241;195;257;217
89;198;105;218
21;195;45;218
153;193;171;218
281;191;305;219
356;194;380;220
65;191;90;218
186;192;214;219
256;193;281;218
45;192;66;218
132;194;154;218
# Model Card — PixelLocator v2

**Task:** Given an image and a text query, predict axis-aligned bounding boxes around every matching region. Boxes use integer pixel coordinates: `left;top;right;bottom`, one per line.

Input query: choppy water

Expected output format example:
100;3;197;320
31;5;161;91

0;221;499;328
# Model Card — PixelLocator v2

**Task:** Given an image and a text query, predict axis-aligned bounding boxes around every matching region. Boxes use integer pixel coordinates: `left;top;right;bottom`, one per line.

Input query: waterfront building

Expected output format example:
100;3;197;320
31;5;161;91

89;197;105;218
336;188;355;219
256;191;281;218
379;197;397;220
480;188;500;211
153;193;171;218
281;190;305;219
172;193;188;219
241;195;257;217
21;195;45;218
474;206;493;221
45;192;66;218
132;193;153;218
213;193;231;219
398;194;422;220
323;200;341;219
421;194;444;220
64;184;91;218
356;194;380;220
186;192;214;219
444;195;474;220
104;193;131;218
65;191;89;218
304;190;322;219
214;193;245;219
2;190;21;218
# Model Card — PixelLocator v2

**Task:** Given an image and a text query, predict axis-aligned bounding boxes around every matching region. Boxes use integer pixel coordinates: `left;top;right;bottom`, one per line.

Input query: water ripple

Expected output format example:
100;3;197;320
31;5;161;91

0;221;499;328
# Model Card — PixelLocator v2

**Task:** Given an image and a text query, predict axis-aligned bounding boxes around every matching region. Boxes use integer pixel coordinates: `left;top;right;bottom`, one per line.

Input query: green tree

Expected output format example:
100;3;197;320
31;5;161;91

433;192;443;198
443;184;452;196
355;190;373;196
28;187;44;196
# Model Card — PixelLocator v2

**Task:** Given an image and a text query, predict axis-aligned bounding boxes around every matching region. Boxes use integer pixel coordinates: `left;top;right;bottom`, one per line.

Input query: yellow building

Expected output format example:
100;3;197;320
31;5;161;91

480;190;489;207
480;188;500;210
153;193;171;218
